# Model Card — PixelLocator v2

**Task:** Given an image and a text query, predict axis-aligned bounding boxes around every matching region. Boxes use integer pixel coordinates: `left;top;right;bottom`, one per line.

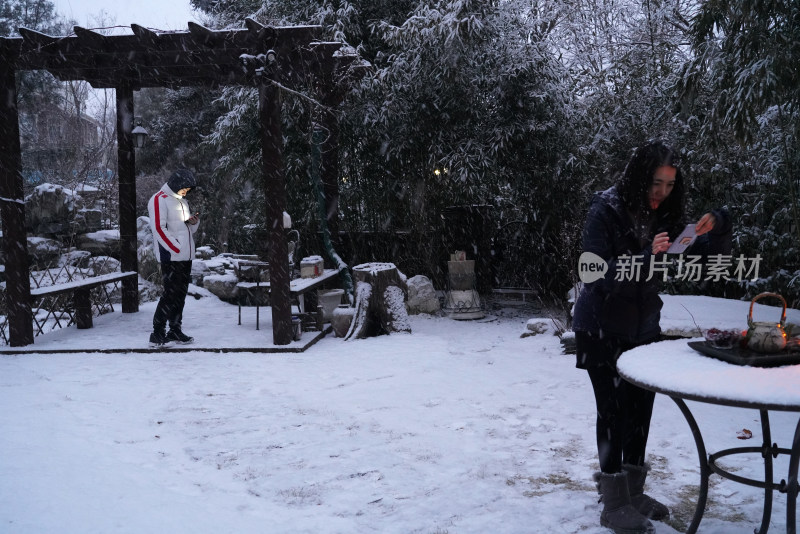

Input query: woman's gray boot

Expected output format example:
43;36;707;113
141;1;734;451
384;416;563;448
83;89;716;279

594;472;655;534
622;463;670;521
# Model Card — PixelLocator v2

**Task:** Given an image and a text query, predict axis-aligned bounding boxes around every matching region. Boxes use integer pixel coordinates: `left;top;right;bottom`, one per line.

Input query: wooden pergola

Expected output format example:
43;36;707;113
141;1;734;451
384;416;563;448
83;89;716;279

0;19;357;346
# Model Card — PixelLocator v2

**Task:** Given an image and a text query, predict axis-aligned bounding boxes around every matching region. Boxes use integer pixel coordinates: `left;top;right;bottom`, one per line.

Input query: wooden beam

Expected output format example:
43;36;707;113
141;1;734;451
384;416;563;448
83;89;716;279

38;49;250;73
244;17;264;33
39;43;328;88
18;27;57;50
13;25;328;87
188;21;223;47
244;17;276;43
130;24;159;48
0;53;33;346
0;36;22;55
307;41;343;56
73;26;107;47
115;84;140;313
14;24;324;63
54;65;247;89
259;81;293;345
272;25;322;42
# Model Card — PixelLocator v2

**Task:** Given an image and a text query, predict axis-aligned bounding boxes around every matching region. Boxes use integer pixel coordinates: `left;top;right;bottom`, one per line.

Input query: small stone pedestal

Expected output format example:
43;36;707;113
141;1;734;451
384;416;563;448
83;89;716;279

443;260;484;320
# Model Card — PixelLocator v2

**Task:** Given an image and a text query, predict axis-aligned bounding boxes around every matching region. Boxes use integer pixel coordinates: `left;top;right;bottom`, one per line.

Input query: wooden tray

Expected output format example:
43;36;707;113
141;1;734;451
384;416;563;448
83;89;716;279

688;341;800;368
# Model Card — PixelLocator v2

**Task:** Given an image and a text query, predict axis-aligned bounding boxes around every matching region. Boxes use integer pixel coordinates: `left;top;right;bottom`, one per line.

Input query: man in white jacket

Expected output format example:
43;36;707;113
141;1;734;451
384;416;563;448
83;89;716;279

147;168;199;347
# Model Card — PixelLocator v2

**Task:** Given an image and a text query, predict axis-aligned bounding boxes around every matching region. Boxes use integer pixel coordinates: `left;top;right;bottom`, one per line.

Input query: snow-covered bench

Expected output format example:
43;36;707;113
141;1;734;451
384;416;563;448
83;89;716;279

30;271;137;331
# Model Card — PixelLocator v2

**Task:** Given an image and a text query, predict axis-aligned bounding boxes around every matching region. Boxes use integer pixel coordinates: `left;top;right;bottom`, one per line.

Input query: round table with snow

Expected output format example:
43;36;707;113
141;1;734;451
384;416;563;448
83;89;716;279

617;339;800;534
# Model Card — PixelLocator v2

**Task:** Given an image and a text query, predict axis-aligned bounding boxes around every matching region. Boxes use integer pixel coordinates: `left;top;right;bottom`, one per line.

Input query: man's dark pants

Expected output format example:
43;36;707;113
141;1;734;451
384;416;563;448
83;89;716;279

153;257;192;331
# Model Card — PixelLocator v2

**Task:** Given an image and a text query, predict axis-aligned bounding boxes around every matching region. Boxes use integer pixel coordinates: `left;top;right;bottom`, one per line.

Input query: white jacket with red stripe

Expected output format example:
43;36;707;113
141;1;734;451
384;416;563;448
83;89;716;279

147;183;198;262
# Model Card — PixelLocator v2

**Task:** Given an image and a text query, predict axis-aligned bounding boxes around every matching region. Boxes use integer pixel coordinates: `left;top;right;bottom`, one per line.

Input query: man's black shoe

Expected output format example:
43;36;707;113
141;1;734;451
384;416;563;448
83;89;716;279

149;331;174;348
166;328;194;344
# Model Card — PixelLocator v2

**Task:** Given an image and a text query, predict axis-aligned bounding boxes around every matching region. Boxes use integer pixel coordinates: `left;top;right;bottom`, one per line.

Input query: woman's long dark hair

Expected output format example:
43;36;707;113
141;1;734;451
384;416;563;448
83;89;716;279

616;139;684;231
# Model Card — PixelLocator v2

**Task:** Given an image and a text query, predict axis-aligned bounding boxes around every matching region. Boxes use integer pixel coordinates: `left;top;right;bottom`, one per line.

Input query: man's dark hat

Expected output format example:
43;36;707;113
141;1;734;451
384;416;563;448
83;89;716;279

167;168;197;192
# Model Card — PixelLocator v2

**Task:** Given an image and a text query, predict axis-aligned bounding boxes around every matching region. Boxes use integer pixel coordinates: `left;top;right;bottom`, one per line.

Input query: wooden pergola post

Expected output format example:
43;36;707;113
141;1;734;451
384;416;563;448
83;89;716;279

0;47;33;346
115;83;139;313
259;81;292;345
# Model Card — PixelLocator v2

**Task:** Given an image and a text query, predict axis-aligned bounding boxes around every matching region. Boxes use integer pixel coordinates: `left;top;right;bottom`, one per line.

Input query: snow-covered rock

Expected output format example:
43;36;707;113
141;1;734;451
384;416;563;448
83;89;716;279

136;216;160;284
137;274;161;303
196;245;215;260
203;272;239;300
76;229;120;258
191;259;212;286
526;318;554;335
27;236;62;268
204;255;236;274
85;256;121;276
24;183;104;236
72;208;102;234
58;249;92;268
406;275;440;315
24;183;80;236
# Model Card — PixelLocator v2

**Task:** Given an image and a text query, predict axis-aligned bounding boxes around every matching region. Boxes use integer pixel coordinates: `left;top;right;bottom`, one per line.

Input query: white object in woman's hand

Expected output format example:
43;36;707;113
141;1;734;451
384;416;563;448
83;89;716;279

652;231;671;254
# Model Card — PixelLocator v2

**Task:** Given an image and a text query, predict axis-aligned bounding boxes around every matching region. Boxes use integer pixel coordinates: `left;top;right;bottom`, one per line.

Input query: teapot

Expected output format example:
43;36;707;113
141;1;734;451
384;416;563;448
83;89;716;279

745;292;787;353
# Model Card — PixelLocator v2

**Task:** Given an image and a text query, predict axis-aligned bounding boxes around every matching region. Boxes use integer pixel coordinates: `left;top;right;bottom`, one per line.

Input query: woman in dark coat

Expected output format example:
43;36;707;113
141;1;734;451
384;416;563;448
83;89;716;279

573;140;731;534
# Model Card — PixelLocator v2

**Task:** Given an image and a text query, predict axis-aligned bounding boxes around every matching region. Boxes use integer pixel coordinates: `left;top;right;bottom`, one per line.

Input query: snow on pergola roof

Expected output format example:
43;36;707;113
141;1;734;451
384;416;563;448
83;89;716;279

1;19;350;90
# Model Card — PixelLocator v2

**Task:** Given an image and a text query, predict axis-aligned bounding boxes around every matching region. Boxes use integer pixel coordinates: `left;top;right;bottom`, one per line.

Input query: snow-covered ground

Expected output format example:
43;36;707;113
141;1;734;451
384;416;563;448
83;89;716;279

1;293;798;533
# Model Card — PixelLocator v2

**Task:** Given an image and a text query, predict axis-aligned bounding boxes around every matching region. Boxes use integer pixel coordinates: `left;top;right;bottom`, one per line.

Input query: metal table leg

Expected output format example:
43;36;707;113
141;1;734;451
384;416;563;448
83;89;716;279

672;402;799;534
255;282;261;330
757;409;774;534
788;417;800;534
671;397;710;534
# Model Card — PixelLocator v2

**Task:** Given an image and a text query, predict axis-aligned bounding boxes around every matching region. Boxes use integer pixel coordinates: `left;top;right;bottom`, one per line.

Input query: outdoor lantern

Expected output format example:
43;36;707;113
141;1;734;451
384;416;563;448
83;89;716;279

131;117;149;149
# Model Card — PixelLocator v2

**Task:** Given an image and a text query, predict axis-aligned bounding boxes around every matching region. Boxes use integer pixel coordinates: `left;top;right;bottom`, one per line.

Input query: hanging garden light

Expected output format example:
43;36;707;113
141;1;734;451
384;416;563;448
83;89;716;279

131;117;149;149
